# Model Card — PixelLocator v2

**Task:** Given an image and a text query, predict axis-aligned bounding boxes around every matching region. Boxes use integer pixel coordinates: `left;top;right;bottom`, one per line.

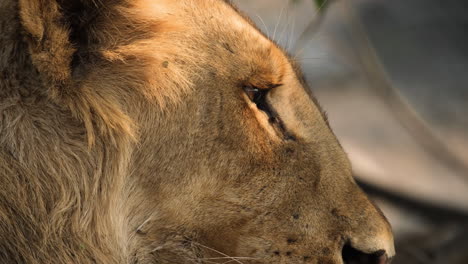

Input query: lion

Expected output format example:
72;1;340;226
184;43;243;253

0;0;394;263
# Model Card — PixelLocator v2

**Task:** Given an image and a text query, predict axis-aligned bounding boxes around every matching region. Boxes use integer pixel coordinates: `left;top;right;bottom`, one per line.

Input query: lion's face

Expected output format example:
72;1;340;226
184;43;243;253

117;1;395;263
14;0;394;263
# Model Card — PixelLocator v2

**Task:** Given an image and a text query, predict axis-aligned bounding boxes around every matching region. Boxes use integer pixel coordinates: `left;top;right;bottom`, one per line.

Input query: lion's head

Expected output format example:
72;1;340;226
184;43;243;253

0;0;394;263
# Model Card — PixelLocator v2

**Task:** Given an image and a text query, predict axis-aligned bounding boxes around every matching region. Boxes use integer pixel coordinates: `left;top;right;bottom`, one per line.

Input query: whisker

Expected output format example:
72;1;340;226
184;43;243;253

255;13;270;38
287;16;296;52
272;5;286;41
198;257;259;260
278;1;292;47
184;240;246;264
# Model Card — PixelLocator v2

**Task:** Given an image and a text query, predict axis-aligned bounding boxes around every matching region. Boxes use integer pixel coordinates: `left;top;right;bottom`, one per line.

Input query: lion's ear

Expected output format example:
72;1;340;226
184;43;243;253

18;0;97;97
18;0;136;146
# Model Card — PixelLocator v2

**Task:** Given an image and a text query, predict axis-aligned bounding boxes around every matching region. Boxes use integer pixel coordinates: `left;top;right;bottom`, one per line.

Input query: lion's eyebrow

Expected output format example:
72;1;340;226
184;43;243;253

245;82;282;91
267;83;283;89
246;74;283;89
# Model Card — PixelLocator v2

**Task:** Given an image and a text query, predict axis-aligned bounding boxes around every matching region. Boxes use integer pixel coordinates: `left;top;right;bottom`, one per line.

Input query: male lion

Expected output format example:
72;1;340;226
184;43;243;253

0;0;394;263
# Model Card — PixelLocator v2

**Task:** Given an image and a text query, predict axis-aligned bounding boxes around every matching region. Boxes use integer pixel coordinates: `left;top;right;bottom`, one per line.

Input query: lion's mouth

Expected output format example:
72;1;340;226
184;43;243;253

342;244;390;264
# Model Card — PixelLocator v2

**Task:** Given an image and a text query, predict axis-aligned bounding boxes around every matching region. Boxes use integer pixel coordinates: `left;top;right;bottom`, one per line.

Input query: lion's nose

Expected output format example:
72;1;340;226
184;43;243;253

342;243;392;264
338;190;395;264
339;214;395;264
342;226;395;264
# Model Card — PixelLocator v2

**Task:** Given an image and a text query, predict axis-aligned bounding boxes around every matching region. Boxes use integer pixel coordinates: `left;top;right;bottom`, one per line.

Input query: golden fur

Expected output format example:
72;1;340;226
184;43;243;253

0;0;394;263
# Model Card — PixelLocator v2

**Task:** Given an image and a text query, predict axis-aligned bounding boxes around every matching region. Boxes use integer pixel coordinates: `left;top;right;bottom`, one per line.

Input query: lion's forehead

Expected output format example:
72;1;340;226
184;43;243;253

133;0;272;49
108;0;287;108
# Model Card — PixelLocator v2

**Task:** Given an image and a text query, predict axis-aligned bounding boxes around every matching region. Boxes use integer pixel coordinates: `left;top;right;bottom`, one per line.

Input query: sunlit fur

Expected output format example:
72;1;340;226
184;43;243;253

0;0;394;263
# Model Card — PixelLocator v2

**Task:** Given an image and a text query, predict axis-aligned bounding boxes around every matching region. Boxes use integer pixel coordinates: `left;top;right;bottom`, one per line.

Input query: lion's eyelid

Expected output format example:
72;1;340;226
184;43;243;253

244;87;259;92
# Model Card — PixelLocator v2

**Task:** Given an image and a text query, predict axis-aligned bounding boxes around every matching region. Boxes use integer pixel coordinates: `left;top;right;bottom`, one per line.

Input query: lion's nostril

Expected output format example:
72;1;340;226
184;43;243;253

342;244;390;264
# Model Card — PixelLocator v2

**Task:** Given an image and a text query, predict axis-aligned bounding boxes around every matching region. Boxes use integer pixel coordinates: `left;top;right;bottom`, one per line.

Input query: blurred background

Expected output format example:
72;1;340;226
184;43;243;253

232;0;468;263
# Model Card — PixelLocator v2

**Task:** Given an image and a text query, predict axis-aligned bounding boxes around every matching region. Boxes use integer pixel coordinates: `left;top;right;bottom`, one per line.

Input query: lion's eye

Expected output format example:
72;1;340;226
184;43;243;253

244;86;259;101
243;86;270;113
243;84;294;140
